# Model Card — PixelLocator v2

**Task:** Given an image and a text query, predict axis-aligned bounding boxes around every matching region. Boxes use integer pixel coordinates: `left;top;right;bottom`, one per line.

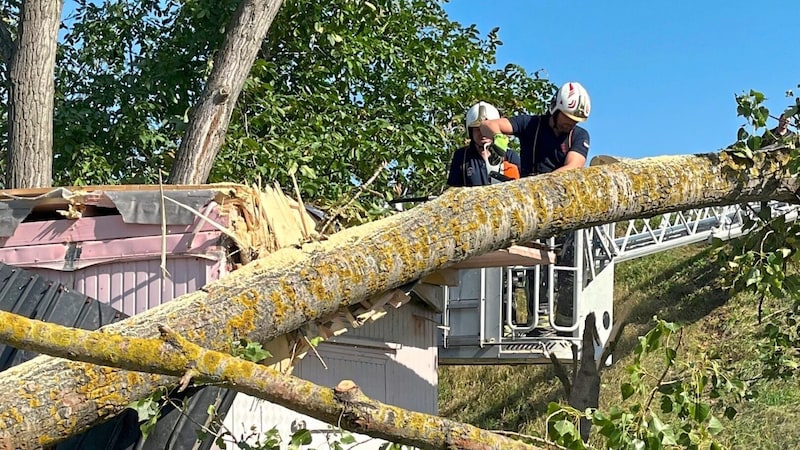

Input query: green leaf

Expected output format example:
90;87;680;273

287;161;299;177
660;395;674;413
650;413;668;433
664;347;677;365
243;342;271;363
662;428;678;446
553;419;576;437
746;268;762;286
621;383;635;400
707;415;724;435
693;402;711;422
737;127;749;141
291;428;313;446
140;414;159;440
340;432;356;444
299;164;317;179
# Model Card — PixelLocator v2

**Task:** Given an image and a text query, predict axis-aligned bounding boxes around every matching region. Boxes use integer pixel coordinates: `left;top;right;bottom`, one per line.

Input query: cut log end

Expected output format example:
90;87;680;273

334;380;361;402
335;379;358;392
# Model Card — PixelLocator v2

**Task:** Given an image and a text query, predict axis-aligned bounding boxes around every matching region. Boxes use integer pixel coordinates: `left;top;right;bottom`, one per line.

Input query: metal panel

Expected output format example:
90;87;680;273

30;255;224;315
337;302;439;413
217;397;389;450
297;343;390;400
217;303;440;450
347;301;438;351
219;345;392;450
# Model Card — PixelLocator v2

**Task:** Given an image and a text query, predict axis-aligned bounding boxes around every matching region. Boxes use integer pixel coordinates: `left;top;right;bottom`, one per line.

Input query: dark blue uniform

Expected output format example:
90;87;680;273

447;145;521;187
507;113;590;330
509;113;590;176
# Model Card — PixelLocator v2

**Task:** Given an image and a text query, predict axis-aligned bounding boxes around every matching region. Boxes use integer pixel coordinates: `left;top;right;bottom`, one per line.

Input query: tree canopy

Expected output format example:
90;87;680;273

0;0;552;218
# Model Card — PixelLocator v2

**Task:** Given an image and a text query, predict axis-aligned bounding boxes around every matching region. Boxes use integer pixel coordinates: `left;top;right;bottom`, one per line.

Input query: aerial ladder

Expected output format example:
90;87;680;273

413;201;800;364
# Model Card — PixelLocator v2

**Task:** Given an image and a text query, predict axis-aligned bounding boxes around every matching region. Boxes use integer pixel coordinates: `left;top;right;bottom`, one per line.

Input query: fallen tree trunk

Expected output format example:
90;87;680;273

0;310;555;450
0;148;796;446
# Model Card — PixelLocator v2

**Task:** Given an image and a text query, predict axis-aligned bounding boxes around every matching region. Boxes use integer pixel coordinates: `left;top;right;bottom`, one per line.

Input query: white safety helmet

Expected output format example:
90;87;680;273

465;101;500;129
549;82;591;122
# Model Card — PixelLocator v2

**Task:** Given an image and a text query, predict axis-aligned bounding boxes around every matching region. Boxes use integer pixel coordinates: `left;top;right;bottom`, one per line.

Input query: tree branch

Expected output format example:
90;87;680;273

0;310;547;450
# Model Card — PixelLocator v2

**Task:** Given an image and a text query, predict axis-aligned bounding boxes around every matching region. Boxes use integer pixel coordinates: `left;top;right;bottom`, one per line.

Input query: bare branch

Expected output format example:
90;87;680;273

549;352;572;398
320;160;389;235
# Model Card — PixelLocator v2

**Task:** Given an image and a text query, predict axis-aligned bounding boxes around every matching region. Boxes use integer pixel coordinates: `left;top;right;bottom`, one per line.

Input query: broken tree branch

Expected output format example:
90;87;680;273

0;310;547;450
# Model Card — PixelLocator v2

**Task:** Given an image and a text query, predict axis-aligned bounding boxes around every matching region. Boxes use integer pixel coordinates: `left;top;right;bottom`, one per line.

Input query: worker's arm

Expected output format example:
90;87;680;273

554;152;587;172
554;127;590;172
479;117;514;138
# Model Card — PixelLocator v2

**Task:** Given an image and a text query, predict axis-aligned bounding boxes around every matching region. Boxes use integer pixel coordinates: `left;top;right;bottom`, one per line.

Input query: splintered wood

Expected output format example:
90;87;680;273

217;182;319;261
313;289;412;340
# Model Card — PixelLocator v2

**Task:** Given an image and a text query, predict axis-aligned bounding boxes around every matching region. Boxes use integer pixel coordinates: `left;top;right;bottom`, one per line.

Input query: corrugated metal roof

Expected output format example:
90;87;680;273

0;263;126;369
0;263;236;449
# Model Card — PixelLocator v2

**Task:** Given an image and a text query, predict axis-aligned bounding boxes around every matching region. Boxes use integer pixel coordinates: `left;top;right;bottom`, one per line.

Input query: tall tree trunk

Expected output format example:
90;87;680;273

168;0;284;185
0;149;796;446
5;0;62;189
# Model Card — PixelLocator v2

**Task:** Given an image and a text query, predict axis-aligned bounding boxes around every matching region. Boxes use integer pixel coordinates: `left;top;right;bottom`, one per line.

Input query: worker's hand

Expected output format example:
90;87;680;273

492;133;510;151
489;133;510;162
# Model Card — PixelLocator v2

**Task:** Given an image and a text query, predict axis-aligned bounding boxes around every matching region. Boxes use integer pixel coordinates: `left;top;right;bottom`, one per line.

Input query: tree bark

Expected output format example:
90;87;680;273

0;149;796;446
168;0;284;185
568;314;600;442
0;312;554;450
5;0;62;189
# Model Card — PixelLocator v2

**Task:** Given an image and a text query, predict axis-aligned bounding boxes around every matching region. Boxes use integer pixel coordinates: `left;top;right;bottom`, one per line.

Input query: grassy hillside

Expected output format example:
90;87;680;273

438;244;800;449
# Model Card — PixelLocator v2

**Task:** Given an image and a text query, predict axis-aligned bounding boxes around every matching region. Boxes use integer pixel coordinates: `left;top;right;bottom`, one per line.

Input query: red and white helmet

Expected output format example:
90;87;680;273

550;82;591;122
465;101;500;128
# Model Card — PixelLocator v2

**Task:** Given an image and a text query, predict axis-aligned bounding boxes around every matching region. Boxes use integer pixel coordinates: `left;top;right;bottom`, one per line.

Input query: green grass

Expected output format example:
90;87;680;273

438;243;800;448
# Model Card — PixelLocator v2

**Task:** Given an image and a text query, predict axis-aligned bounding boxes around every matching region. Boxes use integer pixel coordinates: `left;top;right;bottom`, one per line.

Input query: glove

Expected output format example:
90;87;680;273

492;133;509;151
491;133;510;160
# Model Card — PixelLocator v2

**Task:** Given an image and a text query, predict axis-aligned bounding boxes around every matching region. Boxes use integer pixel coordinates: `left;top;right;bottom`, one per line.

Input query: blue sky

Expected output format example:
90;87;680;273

443;0;800;159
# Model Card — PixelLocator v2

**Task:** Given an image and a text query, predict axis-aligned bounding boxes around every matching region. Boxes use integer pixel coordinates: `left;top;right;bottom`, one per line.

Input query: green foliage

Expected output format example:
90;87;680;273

128;386;169;439
547;319;749;450
43;0;551;224
215;0;552;222
207;423;396;450
231;338;272;363
53;0;238;185
716;87;800;383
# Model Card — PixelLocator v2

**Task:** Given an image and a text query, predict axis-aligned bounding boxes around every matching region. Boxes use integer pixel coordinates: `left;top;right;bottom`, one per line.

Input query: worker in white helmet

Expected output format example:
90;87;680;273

480;81;591;176
447;101;520;187
480;82;592;332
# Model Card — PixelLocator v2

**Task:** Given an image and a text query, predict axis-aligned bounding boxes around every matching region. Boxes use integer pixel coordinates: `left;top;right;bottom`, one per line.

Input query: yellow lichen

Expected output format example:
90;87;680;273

228;309;255;335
